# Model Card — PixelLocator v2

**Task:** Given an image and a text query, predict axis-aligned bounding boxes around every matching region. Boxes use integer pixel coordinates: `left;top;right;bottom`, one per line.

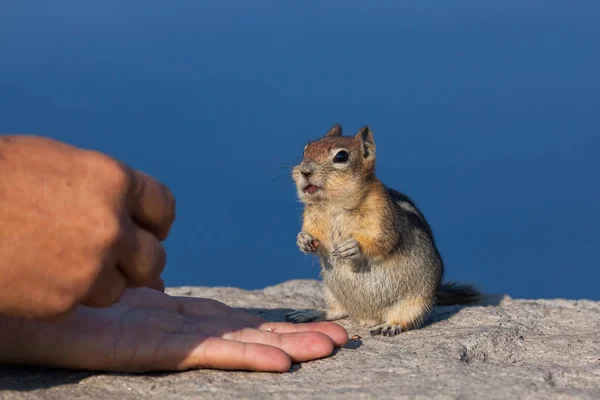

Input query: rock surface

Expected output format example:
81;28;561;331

1;279;599;399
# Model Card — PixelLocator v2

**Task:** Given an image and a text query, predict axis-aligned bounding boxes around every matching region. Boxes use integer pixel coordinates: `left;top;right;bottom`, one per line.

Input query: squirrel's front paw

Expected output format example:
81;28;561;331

331;238;361;260
297;231;320;253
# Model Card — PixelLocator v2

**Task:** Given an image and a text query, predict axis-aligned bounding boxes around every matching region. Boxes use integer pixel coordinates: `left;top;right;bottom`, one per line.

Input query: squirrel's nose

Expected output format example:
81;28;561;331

300;169;313;178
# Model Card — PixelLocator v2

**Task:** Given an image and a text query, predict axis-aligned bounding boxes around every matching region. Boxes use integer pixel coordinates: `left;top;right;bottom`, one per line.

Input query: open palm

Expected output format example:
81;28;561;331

0;288;348;373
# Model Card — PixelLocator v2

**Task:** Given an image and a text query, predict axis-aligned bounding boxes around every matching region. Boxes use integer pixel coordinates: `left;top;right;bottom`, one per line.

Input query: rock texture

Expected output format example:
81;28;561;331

1;279;599;399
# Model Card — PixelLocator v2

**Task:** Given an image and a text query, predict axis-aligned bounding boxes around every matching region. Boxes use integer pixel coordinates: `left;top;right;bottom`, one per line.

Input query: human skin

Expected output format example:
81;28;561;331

0;288;349;372
0;134;348;372
0;134;176;320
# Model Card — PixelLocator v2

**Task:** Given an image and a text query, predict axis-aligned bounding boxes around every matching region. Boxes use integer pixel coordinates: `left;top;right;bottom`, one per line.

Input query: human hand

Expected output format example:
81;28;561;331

0;135;175;319
0;288;349;372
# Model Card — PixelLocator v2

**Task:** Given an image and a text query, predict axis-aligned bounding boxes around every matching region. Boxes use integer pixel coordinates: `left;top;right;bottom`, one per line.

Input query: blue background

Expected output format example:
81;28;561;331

1;1;598;300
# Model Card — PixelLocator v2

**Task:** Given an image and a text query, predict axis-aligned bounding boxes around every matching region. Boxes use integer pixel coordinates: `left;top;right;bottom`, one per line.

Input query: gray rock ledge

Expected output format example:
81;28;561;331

1;279;599;399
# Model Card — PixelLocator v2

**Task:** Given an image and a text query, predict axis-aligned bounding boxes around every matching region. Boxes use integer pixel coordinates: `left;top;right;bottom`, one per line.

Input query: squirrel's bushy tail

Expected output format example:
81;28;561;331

436;282;481;306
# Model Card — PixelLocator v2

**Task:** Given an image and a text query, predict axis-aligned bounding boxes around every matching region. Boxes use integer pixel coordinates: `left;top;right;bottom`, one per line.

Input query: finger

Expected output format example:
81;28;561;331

81;263;127;308
161;335;292;372
146;277;165;292
118;222;166;287
217;328;335;363
257;321;349;347
129;170;176;241
173;297;348;347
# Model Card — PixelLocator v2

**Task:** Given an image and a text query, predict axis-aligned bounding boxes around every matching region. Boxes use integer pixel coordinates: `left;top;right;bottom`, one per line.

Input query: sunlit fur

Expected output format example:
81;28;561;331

287;124;480;335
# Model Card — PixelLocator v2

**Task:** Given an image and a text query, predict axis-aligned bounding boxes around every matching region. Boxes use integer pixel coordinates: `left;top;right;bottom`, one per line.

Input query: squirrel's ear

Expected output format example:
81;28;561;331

355;126;375;160
324;124;343;137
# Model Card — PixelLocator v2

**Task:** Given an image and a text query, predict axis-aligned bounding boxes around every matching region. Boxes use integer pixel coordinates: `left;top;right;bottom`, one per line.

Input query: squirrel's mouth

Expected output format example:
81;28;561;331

303;184;320;195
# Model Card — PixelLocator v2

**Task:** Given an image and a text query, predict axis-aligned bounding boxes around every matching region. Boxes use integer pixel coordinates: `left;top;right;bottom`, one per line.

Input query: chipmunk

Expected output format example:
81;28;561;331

285;124;480;336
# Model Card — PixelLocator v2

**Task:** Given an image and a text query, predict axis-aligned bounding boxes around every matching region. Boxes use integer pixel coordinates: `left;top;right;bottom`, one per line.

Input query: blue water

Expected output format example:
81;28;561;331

1;1;599;300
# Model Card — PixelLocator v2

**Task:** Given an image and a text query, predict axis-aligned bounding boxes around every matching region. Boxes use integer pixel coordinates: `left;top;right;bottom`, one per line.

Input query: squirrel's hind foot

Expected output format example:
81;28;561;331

369;298;432;336
370;324;405;337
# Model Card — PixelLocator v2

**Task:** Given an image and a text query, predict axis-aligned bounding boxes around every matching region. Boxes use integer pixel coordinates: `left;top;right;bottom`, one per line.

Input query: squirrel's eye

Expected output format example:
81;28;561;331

333;150;349;163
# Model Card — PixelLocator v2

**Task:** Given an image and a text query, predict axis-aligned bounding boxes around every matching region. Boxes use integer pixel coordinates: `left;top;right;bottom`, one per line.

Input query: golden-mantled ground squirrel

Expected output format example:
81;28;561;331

285;124;480;336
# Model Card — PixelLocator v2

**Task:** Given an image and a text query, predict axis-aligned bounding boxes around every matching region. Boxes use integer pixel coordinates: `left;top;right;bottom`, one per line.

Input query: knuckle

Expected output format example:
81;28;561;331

151;243;167;276
44;291;79;320
85;150;133;194
78;259;105;287
159;184;177;236
163;189;177;233
93;213;124;250
106;166;133;195
163;185;176;218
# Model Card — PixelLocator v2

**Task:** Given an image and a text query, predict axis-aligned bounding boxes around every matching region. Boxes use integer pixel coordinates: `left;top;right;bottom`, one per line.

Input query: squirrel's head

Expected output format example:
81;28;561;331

293;124;376;205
